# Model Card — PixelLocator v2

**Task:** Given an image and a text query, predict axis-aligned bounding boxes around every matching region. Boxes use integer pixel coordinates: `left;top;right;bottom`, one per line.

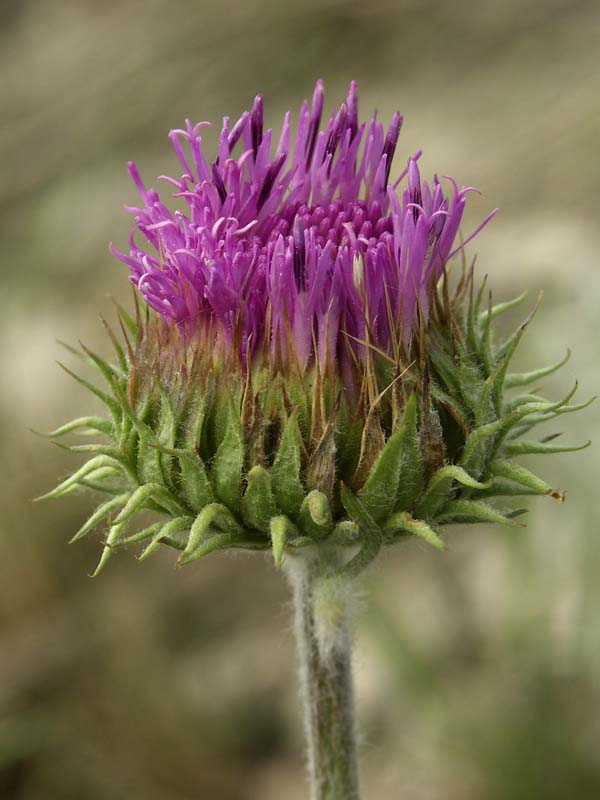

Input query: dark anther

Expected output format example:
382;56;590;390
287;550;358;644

228;111;249;153
211;163;227;204
408;159;422;224
324;103;348;175
305;80;324;169
251;95;264;159
293;215;306;291
257;152;286;212
382;112;403;189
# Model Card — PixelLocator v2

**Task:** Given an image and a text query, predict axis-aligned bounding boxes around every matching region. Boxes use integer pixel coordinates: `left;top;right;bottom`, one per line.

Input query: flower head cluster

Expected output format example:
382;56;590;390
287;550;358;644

111;81;495;374
40;82;590;577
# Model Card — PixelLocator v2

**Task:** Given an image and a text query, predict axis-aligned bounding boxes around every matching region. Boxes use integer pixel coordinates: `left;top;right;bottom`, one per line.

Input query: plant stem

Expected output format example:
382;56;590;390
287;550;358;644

286;554;361;800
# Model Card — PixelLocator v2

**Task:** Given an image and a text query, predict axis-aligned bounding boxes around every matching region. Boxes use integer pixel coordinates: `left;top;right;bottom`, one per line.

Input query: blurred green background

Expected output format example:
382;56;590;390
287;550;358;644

2;1;599;798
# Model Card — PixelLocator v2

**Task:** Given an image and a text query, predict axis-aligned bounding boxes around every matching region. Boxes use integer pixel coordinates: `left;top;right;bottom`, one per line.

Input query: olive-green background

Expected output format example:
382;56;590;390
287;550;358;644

2;1;599;798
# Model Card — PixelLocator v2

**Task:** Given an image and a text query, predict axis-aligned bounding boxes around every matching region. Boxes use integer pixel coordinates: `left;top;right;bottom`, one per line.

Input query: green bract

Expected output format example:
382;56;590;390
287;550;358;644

38;276;592;577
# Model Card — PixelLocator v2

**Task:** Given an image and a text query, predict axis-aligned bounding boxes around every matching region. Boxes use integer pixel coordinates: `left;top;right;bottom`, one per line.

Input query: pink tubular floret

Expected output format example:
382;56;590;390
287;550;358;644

112;81;495;373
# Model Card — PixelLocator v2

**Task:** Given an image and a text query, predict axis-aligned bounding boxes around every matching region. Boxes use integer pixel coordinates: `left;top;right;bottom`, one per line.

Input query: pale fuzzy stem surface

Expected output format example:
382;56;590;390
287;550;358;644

286;554;361;800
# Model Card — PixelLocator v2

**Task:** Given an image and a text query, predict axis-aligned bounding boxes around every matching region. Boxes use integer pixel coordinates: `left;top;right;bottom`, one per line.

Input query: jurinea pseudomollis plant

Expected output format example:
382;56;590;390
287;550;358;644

39;81;591;800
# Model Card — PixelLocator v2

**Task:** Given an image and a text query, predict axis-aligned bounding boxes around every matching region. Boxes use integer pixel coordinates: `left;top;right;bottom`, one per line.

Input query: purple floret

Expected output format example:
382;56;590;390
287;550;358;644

111;81;496;374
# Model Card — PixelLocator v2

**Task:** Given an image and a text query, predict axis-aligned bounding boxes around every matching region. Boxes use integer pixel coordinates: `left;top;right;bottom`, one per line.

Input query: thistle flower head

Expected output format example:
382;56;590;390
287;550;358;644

40;82;591;576
111;80;495;378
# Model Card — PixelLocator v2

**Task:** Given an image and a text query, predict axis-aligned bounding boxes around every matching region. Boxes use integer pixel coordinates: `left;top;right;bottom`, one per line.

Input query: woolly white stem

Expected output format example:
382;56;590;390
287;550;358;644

286;553;361;800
